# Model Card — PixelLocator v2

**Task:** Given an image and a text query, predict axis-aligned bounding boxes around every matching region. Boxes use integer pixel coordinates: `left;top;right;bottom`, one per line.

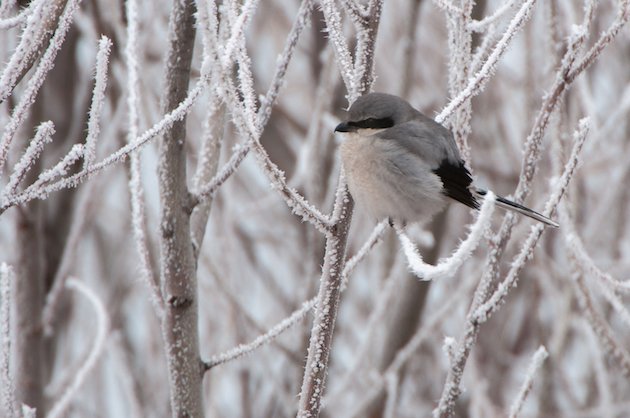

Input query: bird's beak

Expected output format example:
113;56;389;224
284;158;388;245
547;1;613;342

335;122;355;133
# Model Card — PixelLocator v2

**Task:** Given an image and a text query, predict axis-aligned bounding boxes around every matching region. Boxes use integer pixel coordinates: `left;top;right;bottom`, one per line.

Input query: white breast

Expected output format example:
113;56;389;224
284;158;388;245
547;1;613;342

339;133;446;224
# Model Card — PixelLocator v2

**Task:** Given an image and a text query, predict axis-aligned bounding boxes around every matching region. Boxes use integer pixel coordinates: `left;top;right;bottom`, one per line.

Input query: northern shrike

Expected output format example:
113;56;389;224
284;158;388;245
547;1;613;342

335;92;558;227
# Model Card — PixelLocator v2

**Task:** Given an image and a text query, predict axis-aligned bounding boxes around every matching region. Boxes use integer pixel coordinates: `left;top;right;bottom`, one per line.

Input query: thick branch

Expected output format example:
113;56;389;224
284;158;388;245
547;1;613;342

157;1;201;418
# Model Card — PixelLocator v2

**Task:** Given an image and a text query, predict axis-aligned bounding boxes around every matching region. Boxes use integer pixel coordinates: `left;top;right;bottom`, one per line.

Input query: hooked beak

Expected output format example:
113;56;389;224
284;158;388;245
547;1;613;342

334;122;356;133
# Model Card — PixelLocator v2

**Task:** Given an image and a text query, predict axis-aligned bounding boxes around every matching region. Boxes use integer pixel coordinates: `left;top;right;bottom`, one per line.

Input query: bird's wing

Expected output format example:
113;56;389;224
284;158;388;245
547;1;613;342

378;118;478;209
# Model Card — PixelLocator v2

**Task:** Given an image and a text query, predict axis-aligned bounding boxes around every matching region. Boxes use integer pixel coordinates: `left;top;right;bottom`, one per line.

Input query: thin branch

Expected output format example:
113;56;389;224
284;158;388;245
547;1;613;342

469;0;519;32
0;0;67;103
0;66;211;214
3;121;55;199
508;346;548;418
395;192;495;281
46;279;110;418
472;118;589;324
124;0;163;320
204;298;316;370
0;0;82;174
0;264;16;418
435;0;537;124
83;36;112;170
0;1;32;30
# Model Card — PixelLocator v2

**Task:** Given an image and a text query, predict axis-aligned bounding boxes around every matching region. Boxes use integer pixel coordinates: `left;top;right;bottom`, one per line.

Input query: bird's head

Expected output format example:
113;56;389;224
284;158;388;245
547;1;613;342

335;93;420;133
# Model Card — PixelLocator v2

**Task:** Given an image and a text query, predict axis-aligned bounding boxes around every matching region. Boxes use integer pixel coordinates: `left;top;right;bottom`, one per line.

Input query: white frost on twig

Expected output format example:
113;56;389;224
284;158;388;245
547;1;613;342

3;121;55;199
46;278;109;418
0;0;83;174
436;0;537;124
125;0;164;320
473;118;589;323
83;36;112;170
0;264;16;418
508;346;548;418
205;298;316;369
396;191;495;281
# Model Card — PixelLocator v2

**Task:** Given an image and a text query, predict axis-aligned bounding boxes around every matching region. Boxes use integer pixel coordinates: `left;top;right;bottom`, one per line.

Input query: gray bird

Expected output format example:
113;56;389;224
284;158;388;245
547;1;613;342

335;92;558;227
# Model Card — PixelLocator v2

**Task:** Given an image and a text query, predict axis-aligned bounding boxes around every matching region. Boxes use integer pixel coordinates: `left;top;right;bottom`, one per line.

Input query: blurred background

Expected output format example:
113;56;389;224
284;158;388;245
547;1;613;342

1;0;630;417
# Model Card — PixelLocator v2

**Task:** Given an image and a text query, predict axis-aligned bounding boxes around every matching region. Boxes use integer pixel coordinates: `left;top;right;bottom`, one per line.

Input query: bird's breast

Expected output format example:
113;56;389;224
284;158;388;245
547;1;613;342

339;133;446;224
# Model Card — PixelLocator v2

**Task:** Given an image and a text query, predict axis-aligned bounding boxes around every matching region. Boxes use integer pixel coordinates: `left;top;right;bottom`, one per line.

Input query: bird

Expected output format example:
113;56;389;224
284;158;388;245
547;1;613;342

334;92;558;228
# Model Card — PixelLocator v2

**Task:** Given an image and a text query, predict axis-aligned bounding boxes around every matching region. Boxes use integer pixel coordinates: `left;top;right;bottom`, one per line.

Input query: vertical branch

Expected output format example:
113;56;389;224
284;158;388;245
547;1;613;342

125;0;163;319
445;0;474;161
297;2;383;417
157;1;201;418
0;264;16;418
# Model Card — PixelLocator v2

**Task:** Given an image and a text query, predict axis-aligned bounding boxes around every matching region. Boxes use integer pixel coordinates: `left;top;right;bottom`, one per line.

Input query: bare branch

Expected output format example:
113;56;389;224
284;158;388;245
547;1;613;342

0;264;16;418
125;0;163;320
508;346;548;418
0;0;82;174
396;192;495;281
436;0;537;124
46;279;110;418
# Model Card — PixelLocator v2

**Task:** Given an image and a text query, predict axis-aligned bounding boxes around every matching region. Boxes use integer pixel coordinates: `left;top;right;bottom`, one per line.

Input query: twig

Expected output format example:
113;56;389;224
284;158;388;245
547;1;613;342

3;121;55;199
396;192;495;281
0;264;16;418
204;298;317;370
46;279;110;418
0;66;211;214
124;0;163;320
435;0;537;124
508;346;548;418
83;36;112;170
0;0;82;174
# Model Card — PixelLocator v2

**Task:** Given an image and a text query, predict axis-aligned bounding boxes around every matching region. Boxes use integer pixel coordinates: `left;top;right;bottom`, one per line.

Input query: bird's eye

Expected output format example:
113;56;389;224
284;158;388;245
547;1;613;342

350;117;394;129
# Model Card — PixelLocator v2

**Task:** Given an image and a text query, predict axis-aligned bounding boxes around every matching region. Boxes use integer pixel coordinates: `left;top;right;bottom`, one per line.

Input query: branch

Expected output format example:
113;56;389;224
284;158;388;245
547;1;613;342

204;298;316;370
156;1;201;417
396;192;495;281
125;0;163;320
46;279;109;418
0;264;16;418
0;66;211;215
297;3;383;415
508;346;548;418
435;0;537;124
0;0;82;174
83;36;112;170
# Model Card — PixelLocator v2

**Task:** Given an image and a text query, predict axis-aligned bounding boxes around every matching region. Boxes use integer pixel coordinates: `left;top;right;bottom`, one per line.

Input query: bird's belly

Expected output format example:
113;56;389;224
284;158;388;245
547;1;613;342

340;135;446;224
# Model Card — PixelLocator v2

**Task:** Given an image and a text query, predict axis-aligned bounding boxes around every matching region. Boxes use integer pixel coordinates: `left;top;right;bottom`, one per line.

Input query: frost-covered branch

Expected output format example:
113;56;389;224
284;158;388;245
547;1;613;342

468;0;519;32
83;36;112;170
0;67;211;214
0;0;82;174
319;0;355;91
436;0;537;124
0;1;32;30
396;192;495;281
435;118;588;418
124;0;163;320
3;121;54;199
508;346;548;418
297;3;383;414
473;118;589;324
46;279;109;418
0;264;16;418
0;0;67;103
572;273;630;377
204;298;316;370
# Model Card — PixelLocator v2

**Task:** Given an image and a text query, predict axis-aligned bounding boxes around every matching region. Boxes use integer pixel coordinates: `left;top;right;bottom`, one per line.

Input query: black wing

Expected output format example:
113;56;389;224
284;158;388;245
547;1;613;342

433;159;479;209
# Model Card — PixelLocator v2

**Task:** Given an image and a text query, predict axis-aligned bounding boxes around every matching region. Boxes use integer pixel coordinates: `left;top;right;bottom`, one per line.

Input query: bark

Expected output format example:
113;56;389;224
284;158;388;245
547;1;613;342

157;1;201;417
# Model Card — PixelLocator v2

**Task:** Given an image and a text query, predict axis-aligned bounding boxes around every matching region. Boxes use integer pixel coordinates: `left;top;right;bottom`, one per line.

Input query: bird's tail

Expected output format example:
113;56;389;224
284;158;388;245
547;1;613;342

474;188;559;228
